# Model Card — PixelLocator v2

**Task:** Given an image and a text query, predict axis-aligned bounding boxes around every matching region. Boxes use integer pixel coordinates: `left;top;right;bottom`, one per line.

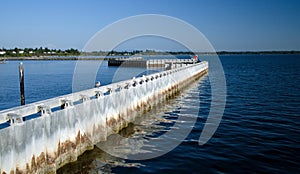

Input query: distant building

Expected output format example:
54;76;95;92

19;50;24;54
0;51;6;55
12;51;16;54
29;51;34;54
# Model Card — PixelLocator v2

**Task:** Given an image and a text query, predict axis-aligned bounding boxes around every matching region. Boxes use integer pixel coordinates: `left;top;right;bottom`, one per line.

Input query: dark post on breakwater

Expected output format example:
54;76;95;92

19;62;25;105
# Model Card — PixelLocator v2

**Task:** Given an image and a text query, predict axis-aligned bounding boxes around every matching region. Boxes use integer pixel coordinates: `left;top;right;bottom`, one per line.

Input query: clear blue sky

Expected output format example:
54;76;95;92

1;0;300;51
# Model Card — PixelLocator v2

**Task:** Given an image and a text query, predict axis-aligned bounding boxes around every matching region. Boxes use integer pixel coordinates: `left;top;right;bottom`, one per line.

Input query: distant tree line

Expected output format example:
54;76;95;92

1;47;299;58
0;47;80;57
81;50;194;56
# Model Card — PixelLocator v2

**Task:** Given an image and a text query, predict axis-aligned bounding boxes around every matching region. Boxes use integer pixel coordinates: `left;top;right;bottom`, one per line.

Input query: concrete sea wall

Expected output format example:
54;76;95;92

0;61;208;173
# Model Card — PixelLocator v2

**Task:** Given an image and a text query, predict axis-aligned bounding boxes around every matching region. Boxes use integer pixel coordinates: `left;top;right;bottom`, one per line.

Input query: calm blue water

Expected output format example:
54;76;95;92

0;60;155;111
1;55;300;173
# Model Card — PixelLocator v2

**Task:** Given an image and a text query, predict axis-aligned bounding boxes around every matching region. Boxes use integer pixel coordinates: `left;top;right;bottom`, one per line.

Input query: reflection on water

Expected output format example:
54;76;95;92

57;123;148;174
58;75;206;174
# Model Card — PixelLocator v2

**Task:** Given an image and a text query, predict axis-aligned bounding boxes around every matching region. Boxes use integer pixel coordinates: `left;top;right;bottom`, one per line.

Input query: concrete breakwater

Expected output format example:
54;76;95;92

0;61;208;173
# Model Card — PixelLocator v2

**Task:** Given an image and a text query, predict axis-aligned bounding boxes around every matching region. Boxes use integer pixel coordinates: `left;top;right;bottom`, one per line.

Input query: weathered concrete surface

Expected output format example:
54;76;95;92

0;61;208;173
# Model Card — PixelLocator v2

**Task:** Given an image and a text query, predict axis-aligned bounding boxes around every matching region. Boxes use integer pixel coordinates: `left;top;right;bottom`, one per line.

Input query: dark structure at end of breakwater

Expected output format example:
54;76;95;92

108;57;196;68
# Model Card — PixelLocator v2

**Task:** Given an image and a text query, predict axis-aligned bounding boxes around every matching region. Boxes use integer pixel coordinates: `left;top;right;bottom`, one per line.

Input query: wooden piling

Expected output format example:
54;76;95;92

19;62;25;105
